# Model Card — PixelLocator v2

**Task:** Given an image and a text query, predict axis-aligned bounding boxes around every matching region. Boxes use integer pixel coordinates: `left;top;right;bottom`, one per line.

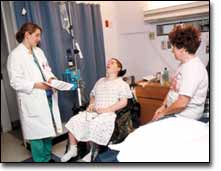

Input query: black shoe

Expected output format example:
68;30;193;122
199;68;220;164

48;159;56;162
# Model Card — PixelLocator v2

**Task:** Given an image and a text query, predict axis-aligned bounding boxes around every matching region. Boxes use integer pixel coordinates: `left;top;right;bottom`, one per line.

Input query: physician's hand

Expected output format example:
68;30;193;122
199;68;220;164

48;77;56;83
34;82;52;90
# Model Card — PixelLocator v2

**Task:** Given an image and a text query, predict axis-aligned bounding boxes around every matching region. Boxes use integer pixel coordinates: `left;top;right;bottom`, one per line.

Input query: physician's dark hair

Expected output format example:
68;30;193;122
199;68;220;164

112;58;127;77
16;22;42;43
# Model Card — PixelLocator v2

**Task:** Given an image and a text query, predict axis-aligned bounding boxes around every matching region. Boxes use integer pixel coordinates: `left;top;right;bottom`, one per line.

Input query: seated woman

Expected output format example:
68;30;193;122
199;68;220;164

152;25;208;121
61;58;132;162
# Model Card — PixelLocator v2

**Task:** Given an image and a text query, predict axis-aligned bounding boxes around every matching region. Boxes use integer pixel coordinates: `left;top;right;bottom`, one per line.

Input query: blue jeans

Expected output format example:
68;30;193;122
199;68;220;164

158;114;176;121
94;148;119;162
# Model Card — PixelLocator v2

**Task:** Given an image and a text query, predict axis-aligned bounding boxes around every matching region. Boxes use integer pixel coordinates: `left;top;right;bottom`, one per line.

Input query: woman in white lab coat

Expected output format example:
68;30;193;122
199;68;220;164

7;22;62;162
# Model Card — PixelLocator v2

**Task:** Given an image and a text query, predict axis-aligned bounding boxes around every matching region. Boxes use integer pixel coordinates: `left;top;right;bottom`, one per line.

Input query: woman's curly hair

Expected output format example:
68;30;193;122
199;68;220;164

168;25;201;54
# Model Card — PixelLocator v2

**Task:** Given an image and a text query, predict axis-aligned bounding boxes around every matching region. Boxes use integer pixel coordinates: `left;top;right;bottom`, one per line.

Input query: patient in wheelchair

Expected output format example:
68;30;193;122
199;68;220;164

61;58;132;162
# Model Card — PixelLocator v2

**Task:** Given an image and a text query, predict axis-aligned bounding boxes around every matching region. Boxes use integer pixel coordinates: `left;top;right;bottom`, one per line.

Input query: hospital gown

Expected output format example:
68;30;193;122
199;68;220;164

65;77;132;145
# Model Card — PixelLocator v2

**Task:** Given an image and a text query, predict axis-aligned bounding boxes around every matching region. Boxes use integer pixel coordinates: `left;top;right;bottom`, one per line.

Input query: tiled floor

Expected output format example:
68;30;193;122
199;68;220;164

1;122;86;162
1;132;69;162
1;132;31;162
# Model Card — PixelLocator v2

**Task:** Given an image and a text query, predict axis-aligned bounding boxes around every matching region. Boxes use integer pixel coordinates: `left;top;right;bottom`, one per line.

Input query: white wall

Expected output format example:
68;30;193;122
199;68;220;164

144;1;197;11
114;1;209;80
77;1;120;60
114;1;171;79
77;1;209;80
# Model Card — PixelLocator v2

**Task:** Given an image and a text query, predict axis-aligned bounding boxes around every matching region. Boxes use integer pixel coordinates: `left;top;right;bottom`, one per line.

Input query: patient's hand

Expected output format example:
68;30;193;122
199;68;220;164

86;104;95;112
95;107;111;114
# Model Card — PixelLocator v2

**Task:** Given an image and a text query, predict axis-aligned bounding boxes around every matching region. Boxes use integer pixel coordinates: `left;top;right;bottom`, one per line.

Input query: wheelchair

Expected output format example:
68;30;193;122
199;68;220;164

63;95;140;162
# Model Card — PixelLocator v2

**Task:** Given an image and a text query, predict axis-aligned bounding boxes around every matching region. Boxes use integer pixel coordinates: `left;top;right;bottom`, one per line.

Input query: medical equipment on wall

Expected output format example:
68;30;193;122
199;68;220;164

62;49;81;91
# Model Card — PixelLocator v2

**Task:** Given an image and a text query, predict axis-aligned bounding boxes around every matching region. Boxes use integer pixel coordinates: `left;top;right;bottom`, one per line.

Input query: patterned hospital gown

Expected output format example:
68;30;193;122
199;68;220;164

65;77;132;145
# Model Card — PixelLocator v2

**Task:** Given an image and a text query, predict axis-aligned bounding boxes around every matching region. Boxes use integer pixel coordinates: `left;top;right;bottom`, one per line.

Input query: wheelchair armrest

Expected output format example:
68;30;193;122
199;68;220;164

115;98;133;118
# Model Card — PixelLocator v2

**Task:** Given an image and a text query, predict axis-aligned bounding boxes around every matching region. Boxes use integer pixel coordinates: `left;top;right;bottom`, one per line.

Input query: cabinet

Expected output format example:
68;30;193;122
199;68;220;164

135;82;169;125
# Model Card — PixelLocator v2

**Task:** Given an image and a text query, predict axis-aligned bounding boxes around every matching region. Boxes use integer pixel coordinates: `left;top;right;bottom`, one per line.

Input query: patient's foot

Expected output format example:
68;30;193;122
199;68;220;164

61;144;77;162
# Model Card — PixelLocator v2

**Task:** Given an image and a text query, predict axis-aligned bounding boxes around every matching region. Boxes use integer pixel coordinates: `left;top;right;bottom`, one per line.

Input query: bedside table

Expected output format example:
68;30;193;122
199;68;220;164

135;82;169;125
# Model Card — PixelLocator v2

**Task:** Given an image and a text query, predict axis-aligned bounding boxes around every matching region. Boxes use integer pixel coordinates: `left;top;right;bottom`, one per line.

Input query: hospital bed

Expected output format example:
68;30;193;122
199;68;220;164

108;115;209;162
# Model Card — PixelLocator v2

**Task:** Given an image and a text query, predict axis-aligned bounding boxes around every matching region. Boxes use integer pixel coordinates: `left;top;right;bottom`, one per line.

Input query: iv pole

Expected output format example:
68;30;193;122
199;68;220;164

66;1;82;107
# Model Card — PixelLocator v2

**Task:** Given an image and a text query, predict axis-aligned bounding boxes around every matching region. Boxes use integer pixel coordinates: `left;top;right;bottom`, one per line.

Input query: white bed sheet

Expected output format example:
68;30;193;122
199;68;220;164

109;116;209;162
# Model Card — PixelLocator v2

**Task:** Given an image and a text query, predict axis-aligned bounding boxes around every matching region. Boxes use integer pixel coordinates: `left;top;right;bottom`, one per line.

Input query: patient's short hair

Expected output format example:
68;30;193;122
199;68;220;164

168;25;201;54
112;58;126;77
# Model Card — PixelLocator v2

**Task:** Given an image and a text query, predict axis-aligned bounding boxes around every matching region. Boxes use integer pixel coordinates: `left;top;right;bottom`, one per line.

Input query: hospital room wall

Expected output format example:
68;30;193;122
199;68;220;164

79;2;165;79
114;1;209;79
79;1;209;80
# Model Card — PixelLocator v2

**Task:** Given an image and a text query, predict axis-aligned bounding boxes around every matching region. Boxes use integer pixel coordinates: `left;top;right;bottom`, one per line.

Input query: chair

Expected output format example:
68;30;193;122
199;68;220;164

64;75;140;162
63;96;140;162
90;96;140;161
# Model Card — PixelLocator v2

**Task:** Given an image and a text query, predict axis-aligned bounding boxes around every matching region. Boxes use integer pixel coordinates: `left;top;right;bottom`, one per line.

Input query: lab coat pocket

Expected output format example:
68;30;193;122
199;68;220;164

20;94;41;117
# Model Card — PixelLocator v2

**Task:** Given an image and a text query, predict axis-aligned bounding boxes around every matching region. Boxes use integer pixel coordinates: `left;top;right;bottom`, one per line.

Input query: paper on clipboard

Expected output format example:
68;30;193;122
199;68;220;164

44;79;73;91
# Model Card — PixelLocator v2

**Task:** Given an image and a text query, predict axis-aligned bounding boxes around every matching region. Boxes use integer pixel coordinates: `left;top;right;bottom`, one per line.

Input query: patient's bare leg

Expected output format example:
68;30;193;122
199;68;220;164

69;132;77;145
61;132;78;162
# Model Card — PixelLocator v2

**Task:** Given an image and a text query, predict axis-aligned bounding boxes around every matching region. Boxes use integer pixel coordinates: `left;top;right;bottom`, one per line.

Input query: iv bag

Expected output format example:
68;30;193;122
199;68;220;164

59;3;70;34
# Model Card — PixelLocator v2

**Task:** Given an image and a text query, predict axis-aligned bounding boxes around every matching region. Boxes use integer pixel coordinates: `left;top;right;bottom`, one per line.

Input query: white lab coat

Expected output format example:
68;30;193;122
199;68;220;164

7;43;62;140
